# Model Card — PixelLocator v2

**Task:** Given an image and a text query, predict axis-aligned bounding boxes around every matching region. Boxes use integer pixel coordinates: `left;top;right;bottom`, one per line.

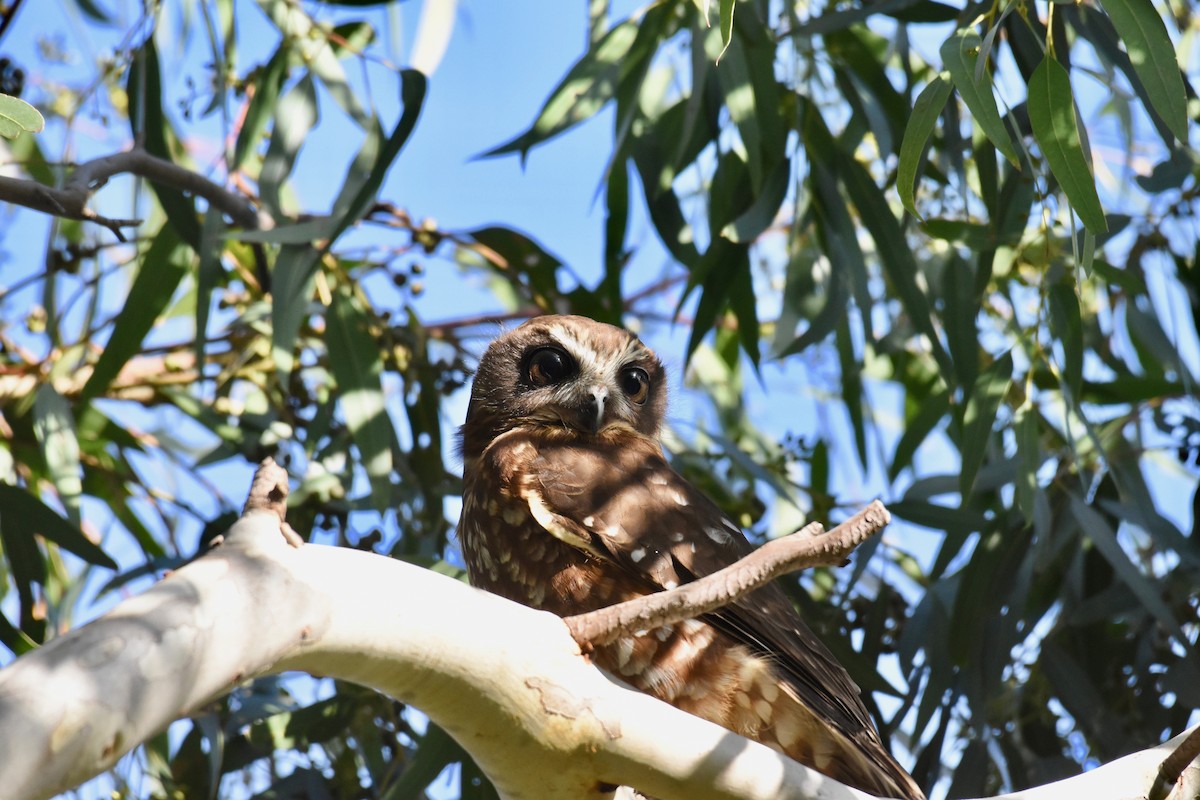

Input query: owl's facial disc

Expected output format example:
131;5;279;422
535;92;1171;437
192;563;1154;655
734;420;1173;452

516;328;662;434
460;315;667;460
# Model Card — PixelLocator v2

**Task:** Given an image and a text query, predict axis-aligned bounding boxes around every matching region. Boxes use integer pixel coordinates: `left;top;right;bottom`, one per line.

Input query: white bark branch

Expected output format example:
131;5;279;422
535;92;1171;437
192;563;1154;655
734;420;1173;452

0;509;1195;800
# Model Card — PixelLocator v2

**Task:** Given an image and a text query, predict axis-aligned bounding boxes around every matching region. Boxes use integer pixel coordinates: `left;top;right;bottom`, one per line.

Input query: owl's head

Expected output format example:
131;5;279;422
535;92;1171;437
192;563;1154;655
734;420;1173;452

459;315;666;460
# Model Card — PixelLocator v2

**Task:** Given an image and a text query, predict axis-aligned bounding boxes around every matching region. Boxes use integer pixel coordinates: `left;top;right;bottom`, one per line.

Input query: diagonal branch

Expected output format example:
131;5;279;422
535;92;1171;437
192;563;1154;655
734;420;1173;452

564;501;890;647
0;147;273;239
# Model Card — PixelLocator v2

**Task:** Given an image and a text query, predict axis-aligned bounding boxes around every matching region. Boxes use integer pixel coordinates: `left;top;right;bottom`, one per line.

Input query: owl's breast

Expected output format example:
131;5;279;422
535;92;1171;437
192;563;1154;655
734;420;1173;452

459;469;632;613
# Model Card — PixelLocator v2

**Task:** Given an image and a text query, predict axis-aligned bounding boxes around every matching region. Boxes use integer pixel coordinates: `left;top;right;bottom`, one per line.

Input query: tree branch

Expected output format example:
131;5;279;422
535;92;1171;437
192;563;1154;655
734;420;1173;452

0;473;1195;800
565;501;888;647
1151;725;1200;800
0;148;272;239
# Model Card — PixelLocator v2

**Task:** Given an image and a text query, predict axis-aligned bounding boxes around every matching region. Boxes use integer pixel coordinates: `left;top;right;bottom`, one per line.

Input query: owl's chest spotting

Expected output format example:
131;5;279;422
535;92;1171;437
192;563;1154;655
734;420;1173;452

460;473;633;613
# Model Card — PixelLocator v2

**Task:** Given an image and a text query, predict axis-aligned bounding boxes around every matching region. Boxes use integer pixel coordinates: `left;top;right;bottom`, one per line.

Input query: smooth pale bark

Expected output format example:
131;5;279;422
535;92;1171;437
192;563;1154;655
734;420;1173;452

0;511;1194;800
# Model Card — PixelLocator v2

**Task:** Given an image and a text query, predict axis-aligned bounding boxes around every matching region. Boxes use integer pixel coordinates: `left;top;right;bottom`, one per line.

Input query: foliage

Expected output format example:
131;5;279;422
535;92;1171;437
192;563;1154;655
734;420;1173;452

0;0;1197;797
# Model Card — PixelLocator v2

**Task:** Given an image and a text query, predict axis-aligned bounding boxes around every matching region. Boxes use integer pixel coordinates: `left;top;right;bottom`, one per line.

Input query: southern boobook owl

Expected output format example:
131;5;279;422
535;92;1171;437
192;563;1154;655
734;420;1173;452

457;314;922;799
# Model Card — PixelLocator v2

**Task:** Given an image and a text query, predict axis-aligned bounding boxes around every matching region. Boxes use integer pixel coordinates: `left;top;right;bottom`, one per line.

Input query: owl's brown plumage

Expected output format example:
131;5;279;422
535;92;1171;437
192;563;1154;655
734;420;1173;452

458;315;923;800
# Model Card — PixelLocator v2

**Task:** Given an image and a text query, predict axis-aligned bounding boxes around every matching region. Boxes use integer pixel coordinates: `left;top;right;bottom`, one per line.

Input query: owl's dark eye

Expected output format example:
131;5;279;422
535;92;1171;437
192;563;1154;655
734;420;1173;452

526;347;573;387
619;367;650;404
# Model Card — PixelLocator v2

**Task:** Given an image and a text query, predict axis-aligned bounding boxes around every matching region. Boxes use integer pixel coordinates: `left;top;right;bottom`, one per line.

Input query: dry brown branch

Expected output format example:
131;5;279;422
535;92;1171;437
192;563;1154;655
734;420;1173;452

564;501;890;647
0;147;272;238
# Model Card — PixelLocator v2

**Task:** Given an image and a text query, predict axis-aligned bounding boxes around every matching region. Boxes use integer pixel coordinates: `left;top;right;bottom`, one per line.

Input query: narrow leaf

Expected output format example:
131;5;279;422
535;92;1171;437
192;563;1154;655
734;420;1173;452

1097;0;1188;142
1028;56;1108;233
329;70;426;241
939;28;1020;167
960;350;1013;496
481;21;640;159
271;244;321;379
326;286;393;510
1014;405;1040;522
1048;282;1083;397
33;386;83;525
722;156;790;243
195;205;224;370
232;44;289;171
897;72;952;219
1068;497;1188;642
717;0;736;61
259;75;319;219
82;228;192;402
891;499;989;532
0;485;116;569
127;36;200;247
889;389;950;480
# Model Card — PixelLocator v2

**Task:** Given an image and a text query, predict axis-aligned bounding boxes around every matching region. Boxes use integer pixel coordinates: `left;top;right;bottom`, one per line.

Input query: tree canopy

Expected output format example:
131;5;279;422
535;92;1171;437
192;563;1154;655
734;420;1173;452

0;0;1197;797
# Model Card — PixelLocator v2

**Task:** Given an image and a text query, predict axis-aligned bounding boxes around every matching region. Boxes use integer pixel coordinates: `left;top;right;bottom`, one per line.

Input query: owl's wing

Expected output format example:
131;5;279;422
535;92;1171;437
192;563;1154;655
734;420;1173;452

503;429;880;744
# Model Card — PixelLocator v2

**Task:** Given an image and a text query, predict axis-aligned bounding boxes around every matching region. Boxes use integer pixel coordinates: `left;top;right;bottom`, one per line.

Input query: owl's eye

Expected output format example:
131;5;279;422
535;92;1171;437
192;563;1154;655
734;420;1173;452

526;347;573;386
619;367;650;404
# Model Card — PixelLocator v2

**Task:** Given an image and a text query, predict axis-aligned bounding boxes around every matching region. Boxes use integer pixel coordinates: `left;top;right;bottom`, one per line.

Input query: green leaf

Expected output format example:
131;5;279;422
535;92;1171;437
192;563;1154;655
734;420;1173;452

326;286;393;510
684;240;750;361
271;245;321;379
255;0;369;127
1014;405;1040;522
70;0;115;23
889;388;950;480
959;350;1012;497
271;70;425;378
1048;282;1083;397
0;485;116;569
328;70;426;241
81;227;192;402
897;72;952;219
890;499;989;532
836;319;868;468
1097;0;1188;142
232;44;289;171
195;205;225;370
481;21;641;160
722;157;790;243
939;28;1020;167
775;263;848;358
379;724;464;800
260;76;319;218
1068;496;1188;642
811;158;872;339
0;94;45;138
1028;56;1108;233
942;257;978;391
127;36;201;247
33;386;83;526
717;0;736;61
808;104;955;380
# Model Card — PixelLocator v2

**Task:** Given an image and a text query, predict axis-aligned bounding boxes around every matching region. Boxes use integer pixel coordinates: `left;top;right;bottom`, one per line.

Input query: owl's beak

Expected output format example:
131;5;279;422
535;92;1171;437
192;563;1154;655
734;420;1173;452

570;384;609;434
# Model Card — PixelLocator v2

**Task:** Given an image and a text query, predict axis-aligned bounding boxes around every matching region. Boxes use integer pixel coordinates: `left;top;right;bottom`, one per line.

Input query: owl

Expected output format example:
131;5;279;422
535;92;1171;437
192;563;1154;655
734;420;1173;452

457;315;923;800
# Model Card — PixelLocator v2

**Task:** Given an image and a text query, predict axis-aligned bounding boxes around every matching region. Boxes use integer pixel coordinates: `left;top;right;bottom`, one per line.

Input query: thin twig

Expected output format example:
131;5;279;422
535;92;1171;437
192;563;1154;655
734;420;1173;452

564;500;890;647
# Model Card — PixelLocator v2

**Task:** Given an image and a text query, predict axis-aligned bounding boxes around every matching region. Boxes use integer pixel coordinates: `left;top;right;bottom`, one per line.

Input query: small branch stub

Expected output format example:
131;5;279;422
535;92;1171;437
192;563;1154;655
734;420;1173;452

241;458;304;546
565;501;891;647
